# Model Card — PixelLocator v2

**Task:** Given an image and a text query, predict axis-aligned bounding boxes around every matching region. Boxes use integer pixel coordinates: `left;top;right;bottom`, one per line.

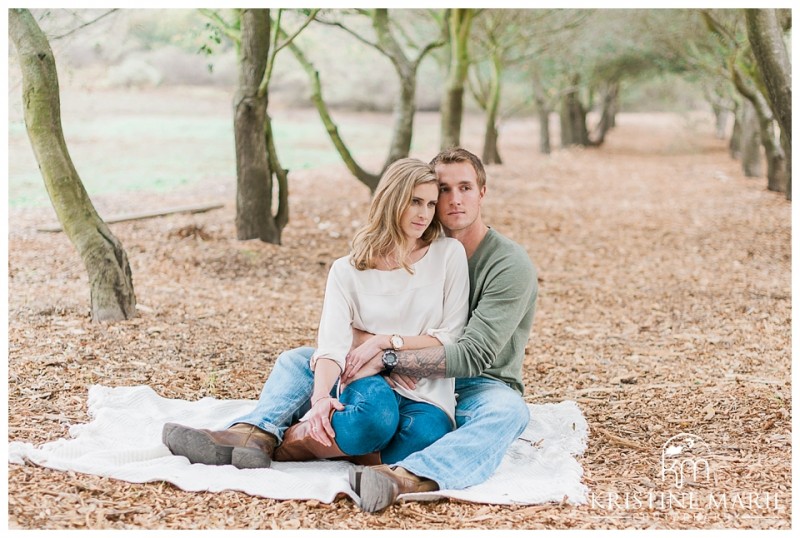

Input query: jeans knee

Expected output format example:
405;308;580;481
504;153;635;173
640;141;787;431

470;389;529;436
275;346;314;371
509;397;530;436
333;377;399;454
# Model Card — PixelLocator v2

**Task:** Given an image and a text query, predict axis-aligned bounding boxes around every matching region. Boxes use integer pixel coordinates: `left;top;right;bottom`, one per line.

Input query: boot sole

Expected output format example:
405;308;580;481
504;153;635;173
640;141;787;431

348;465;365;495
358;468;399;513
162;423;233;466
232;447;272;469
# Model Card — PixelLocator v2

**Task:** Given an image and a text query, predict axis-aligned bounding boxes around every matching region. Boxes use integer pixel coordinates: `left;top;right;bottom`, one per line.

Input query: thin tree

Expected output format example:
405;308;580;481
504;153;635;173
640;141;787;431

9;8;136;322
701;9;788;194
745;8;791;199
289;9;444;192
439;8;476;150
201;8;317;243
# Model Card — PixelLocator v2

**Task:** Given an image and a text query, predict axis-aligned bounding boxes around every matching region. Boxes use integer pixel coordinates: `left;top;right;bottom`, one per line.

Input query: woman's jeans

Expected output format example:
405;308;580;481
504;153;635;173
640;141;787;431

229;346;452;464
333;374;452;464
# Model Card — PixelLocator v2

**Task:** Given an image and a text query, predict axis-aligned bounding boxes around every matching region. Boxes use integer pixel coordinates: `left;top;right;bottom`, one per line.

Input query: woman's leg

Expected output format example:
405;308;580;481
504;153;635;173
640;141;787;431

379;397;453;465
332;376;400;456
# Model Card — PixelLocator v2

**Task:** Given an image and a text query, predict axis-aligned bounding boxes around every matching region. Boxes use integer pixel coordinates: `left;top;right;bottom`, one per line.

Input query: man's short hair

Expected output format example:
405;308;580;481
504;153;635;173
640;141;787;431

429;148;487;189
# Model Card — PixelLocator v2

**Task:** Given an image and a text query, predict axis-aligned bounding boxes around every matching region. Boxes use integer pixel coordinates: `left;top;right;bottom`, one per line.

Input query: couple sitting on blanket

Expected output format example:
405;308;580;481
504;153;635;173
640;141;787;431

163;148;538;513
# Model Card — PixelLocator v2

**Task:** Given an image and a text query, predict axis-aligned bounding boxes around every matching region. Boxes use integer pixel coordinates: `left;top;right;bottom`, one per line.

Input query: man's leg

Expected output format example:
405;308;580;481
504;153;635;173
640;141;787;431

399;377;529;489
380;398;453;464
163;346;316;467
356;377;529;511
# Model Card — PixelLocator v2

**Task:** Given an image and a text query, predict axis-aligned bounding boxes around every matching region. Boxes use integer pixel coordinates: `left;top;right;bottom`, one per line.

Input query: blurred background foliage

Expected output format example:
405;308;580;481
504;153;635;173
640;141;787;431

16;8;709;112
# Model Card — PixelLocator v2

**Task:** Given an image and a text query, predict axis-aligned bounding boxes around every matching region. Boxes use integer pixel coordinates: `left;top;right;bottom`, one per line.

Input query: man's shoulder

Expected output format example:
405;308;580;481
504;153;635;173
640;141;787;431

483;229;535;269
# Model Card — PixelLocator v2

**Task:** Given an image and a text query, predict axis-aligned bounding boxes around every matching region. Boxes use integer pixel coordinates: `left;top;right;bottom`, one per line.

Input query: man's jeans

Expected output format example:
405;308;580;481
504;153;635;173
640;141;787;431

398;376;530;490
229;347;452;464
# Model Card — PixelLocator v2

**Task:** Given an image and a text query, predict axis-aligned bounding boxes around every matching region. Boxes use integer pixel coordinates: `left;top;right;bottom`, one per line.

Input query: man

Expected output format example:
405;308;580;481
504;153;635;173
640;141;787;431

162;148;537;512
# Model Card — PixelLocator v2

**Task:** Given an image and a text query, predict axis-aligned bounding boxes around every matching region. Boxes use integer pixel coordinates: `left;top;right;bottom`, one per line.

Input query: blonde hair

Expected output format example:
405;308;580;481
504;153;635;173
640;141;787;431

351;158;442;273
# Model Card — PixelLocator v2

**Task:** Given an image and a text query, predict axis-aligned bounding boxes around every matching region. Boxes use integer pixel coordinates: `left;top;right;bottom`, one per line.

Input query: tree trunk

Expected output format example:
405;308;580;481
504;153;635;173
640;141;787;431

372;9;433;170
532;71;551;155
440;8;474;150
538;108;552;155
781;129;791;200
560;77;589;147
234;9;280;242
732;65;786;192
385;72;416;168
745;9;791;146
482;120;501;164
9;8;135;322
591;80;619;147
441;86;465;150
481;53;502;164
713;105;729;139
740;99;762;178
764;126;788;194
729;104;742;159
264;112;289;234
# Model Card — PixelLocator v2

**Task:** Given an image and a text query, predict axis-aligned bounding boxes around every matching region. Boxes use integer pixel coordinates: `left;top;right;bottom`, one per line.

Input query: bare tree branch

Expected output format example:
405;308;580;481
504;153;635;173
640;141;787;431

50;9;118;40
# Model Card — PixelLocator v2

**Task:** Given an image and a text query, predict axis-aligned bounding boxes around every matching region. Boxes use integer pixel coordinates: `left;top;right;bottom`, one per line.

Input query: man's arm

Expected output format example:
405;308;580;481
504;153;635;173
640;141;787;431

394;347;447;378
340;345;446;384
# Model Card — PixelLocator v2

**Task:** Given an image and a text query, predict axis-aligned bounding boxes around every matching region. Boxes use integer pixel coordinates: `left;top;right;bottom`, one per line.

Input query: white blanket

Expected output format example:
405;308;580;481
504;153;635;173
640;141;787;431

8;385;589;506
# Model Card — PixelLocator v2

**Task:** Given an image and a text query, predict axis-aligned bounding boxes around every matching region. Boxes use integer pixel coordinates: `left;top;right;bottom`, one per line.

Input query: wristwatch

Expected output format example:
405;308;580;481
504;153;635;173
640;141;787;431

390;334;404;351
381;349;399;376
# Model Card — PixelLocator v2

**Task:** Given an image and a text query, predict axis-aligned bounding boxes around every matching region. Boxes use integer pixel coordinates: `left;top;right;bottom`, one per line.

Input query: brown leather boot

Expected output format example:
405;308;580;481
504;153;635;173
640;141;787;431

347;453;382;495
272;421;384;467
357;465;439;513
162;422;278;469
273;420;347;461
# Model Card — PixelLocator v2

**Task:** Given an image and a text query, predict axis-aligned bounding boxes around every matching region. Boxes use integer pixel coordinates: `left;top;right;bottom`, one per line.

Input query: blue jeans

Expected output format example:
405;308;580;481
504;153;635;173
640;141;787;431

229;347;451;464
333;375;452;464
397;376;530;490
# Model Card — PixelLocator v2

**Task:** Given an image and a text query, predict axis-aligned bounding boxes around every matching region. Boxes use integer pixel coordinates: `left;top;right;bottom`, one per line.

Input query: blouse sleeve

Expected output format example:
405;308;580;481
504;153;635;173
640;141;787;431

311;260;353;372
425;240;470;346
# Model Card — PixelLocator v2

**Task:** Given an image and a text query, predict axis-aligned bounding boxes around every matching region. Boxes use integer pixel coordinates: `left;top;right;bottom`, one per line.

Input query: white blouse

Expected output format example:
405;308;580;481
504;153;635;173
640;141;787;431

311;237;469;424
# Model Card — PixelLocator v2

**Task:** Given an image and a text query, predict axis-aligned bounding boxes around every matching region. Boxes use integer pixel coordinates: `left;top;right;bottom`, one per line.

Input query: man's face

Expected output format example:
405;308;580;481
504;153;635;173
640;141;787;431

435;161;486;233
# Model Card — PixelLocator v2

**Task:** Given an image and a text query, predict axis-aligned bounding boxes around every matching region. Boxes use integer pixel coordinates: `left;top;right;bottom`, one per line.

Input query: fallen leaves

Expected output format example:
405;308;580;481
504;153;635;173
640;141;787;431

6;109;791;530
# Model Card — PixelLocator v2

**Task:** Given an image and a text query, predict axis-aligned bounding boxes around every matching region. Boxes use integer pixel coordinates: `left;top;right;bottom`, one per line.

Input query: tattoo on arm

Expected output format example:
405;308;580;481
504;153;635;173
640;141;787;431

395;347;447;379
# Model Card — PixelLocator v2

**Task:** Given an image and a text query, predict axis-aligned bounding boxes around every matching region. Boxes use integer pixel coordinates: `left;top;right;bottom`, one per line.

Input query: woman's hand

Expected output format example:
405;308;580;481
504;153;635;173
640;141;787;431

303;396;345;446
344;334;388;380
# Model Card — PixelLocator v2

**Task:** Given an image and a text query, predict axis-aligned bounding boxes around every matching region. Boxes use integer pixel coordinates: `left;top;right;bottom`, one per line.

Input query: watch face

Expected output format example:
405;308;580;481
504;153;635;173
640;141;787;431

391;335;403;349
383;350;398;367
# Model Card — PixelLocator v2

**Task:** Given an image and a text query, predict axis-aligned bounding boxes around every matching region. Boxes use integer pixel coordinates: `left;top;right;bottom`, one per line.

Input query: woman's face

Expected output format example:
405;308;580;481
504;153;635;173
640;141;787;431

399;182;439;241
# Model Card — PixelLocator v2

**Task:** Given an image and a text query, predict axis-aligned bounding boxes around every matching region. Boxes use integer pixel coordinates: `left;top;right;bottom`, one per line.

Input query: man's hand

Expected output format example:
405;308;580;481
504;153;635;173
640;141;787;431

302;397;345;446
384;372;418;391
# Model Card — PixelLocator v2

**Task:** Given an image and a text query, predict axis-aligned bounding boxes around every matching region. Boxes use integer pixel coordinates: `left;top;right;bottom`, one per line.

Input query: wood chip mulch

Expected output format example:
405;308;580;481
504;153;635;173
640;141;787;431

6;111;791;529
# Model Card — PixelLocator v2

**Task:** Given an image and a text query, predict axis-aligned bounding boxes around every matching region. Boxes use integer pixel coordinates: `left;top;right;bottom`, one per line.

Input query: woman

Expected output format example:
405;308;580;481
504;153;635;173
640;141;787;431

162;158;468;467
273;158;469;464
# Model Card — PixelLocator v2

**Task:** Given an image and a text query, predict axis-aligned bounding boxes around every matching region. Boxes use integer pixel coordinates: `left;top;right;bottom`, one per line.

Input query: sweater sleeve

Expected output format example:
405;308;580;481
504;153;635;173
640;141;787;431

425;240;470;346
443;245;538;378
311;260;353;372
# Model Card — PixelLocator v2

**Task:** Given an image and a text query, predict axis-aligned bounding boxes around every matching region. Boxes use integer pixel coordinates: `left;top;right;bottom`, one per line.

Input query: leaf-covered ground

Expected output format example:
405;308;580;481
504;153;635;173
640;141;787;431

6;98;791;529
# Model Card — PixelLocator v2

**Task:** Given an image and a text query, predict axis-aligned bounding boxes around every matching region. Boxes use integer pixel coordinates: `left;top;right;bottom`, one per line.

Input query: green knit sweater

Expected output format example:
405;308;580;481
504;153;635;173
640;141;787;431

443;228;538;394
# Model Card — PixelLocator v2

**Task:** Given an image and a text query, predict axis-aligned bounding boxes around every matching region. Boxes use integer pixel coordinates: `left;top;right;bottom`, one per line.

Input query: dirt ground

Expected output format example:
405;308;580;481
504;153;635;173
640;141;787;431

5;98;792;529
